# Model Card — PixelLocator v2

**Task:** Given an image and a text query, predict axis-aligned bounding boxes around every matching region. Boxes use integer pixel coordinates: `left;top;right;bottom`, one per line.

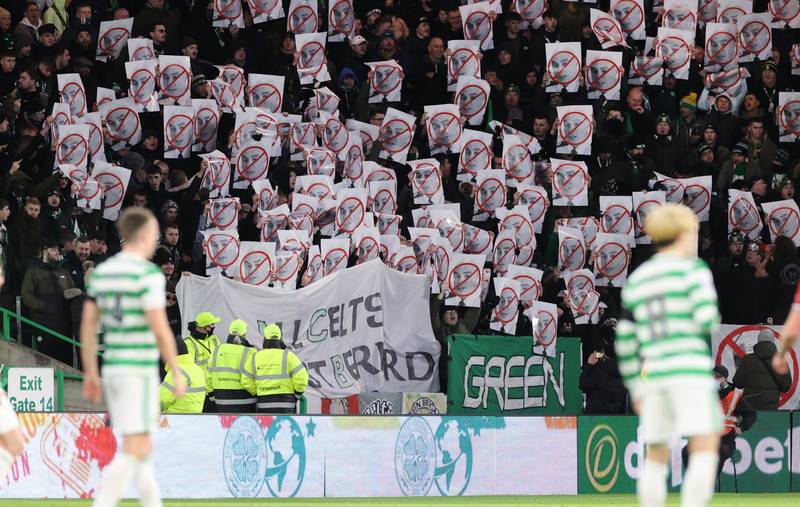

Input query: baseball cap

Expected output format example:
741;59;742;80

350;35;367;46
263;323;282;340
195;311;221;327
229;319;248;336
418;17;430;25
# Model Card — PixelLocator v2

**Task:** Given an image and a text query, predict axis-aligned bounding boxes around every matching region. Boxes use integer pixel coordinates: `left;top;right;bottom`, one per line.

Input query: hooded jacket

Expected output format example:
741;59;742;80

733;340;792;410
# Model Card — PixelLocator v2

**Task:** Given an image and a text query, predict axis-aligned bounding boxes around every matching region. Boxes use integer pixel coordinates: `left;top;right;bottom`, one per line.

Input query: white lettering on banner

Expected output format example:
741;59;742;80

177;260;440;397
7;368;54;412
462;353;565;410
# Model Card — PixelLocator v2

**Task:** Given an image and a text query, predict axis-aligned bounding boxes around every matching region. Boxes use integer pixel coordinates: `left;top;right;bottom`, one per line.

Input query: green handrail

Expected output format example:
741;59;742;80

0;306;101;355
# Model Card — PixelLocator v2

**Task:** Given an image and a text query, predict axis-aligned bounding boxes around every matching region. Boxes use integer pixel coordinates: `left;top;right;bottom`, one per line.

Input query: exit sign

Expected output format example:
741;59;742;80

7;368;54;412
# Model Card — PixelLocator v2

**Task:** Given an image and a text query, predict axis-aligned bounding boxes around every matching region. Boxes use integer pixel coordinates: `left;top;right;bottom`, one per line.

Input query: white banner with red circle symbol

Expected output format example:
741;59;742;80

125;59;159;112
296;174;335;203
202;229;241;276
593;232;631;287
430;206;464;253
447;39;481;92
393;245;417;273
259;203;289;242
507;264;544;305
612;0;646;40
163;105;195;159
681;175;713;222
292;191;319;218
213;0;245;27
127;38;155;62
379;107;416;164
663;0;698;33
445;253;486;308
515;0;546;27
216;65;245;105
460;1;494;50
457;128;492;182
712;324;800;410
424;103;462;155
192;98;220;153
492;229;517;276
657;27;693;80
278;229;311;261
590;9;627;49
408;227;438;266
462;223;494;256
737;12;772;62
408;158;444;205
210;78;241;114
54;124;90;170
304;146;337;177
362;159;398;192
317;198;337;237
376;213;401;237
779;91;800;142
546;42;582;92
550;158;589;206
516;184;550;234
633;190;666;244
100;97;142;150
61;164;102;210
287;0;319;34
769;0;800;28
629;54;664;86
527;300;559;357
206;197;240;231
366;60;403;104
92;161;131;221
380;234;401;266
273;251;301;290
455;76;490;126
321;237;350;277
353;226;381;265
654;171;686;204
335;188;367;235
289;209;315;237
699;0;718;24
341;132;364;185
556;105;594;155
761;199;800;246
586;50;623;100
296;32;329;85
704;22;739;72
328;0;355;41
346;118;379;154
497;205;536;251
728;188;763;240
246;73;283;113
252;178;277;214
158;55;192;106
561;216;600;250
199;151;232;198
705;66;750;98
318;110;350;158
247;0;284;24
236;241;276;286
558;226;586;273
291;121;317;161
490;277;522;334
96;87;116;108
57;73;87;118
473;169;507;221
566;268;600;325
314;87;340;116
74;112;106;164
717;0;749;24
502;134;533;186
304;244;323;285
96;18;133;62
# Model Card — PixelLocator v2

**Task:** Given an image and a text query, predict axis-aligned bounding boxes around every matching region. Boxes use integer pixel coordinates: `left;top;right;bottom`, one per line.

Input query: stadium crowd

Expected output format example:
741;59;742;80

0;0;798;414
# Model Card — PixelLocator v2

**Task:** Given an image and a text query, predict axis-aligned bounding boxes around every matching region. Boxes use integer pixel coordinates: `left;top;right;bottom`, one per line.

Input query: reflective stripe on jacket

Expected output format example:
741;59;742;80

209;343;257;412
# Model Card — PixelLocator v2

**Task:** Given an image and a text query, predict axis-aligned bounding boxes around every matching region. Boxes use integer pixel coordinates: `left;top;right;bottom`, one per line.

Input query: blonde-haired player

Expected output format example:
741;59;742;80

81;207;185;507
615;203;721;507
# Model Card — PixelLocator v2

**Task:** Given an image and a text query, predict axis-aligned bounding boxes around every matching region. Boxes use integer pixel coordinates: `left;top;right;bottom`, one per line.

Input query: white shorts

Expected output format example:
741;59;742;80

0;388;19;434
640;377;723;444
102;371;160;436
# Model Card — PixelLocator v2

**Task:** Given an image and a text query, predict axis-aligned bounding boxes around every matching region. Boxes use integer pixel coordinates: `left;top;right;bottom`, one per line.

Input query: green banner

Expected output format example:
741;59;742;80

578;412;795;494
793;411;800;492
446;334;582;415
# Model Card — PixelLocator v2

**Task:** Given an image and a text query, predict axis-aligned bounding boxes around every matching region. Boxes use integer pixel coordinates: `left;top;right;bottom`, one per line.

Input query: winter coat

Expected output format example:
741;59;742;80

733;341;792;410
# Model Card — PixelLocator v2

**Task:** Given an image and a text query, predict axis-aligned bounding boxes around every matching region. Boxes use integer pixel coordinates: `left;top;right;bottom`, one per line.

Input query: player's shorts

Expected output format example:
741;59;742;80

640;377;723;444
0;388;20;434
102;371;160;436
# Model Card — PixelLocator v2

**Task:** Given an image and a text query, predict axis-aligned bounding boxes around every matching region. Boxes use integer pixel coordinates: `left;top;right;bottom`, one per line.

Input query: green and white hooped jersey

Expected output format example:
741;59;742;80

615;253;720;399
86;252;165;374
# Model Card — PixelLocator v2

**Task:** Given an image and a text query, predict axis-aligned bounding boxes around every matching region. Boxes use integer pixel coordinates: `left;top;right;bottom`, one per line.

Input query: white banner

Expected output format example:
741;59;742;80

177;260;440;397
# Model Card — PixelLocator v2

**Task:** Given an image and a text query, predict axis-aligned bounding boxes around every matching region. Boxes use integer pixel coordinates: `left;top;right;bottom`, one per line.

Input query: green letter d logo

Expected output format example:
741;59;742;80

585;423;620;493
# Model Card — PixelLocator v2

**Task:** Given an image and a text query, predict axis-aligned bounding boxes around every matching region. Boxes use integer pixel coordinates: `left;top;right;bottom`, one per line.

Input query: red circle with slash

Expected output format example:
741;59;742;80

521;188;548;224
465;11;492;44
220;67;244;96
381;118;413;154
494;287;520;324
306;182;333;200
194;107;219;143
705;31;737;66
587;58;621;93
664;8;696;31
307;149;336;176
323;117;349;153
547;50;580;87
209;199;237;229
131;45;155;61
464;226;493;254
613;0;644;33
535;309;557;347
635;199;662;231
370;64;401;96
99;27;129;56
68;168;100;201
57;133;88;166
323;248;348;274
412;162;442;198
260;213;287;241
660;36;690;72
357;235;379;263
205;157;232;190
684;184;710;216
709;67;743;91
513;274;542;301
61;81;86;115
716;325;798;407
602;204;633;235
739;20;771;56
299;41;325;75
373;188;396;214
769;0;800;23
275;253;301;282
448;261;481;298
632;56;662;80
159;64;190;100
291;124;315;150
459;138;491;176
438;220;464;252
83;122;103;157
427;111;461;148
346;145;364;182
502;212;534;247
129;68;156;104
105;105;139;142
519;0;545;20
476;176;506;212
457;84;488;120
779;100;800;135
434;245;450;281
94;171;125;208
553;163;588;199
570;288;599;317
698;0;717;21
729;198;761;233
288;5;319;33
249;82;281;111
52;110;71;128
239;250;273;286
660;177;685;203
503;144;531;181
396;253;418;273
448;48;480;80
336;196;365;233
330;0;355;36
558;112;593;148
165;113;194;152
767;206;800;239
592;17;623;44
596;241;629;279
215;0;242;20
494;237;517;270
559;236;585;270
250;0;278;15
